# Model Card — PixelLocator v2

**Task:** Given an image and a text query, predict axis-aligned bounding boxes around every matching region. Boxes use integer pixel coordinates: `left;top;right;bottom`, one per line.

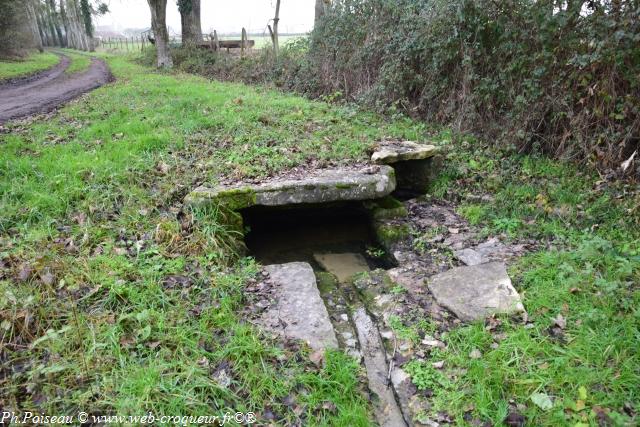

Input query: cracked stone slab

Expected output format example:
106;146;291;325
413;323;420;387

427;262;525;322
257;262;338;350
185;165;396;210
371;141;439;164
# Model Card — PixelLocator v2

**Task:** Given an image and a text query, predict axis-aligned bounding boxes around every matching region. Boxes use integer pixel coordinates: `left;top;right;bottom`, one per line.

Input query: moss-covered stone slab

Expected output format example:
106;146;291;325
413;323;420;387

185;166;397;210
371;141;439;164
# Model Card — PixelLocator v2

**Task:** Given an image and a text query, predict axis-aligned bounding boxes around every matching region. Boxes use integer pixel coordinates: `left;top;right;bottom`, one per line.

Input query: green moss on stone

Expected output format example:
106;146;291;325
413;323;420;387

374;222;412;248
218;188;257;210
335;182;356;190
316;271;339;294
364;196;408;220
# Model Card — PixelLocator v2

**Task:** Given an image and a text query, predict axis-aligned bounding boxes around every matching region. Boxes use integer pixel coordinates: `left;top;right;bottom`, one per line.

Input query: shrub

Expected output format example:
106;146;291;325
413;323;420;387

155;1;639;174
305;0;640;173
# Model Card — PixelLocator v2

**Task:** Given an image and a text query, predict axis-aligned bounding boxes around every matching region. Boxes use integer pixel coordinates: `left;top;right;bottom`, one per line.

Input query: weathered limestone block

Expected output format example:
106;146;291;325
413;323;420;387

257;262;338;350
371;141;442;193
185;166;397;210
371;141;439;164
427;262;524;322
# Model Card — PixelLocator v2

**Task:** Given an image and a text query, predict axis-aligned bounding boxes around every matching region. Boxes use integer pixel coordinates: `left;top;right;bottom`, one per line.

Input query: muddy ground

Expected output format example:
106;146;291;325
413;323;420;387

0;53;112;124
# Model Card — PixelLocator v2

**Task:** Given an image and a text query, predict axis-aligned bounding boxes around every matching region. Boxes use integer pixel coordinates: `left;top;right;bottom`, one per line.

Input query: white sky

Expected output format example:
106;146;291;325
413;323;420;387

96;0;315;35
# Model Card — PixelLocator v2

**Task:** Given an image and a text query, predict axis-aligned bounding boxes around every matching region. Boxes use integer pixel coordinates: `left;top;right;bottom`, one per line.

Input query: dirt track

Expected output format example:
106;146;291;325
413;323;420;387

0;53;112;124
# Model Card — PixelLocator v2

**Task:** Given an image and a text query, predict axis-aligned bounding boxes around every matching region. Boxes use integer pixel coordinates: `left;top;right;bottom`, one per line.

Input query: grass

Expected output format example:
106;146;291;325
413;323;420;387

0;55;426;424
1;51;637;426
405;136;640;425
55;49;93;74
0;51;60;81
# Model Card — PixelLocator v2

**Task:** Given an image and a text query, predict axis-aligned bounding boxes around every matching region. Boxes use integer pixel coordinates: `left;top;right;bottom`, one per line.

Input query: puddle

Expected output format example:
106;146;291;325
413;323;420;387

242;202;392;272
314;252;370;282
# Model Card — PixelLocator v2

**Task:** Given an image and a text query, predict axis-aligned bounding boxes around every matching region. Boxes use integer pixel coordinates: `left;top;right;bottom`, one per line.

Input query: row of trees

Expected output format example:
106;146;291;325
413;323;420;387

0;0;106;59
147;0;331;68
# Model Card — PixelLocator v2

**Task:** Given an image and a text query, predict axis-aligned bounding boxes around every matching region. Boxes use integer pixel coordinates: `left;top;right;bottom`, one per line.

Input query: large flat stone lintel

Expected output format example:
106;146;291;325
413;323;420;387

185;166;397;210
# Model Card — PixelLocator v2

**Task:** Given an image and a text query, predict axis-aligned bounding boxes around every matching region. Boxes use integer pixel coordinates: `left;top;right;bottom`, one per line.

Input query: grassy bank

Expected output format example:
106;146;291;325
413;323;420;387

0;51;59;81
1;53;638;426
402;137;640;425
0;56;425;425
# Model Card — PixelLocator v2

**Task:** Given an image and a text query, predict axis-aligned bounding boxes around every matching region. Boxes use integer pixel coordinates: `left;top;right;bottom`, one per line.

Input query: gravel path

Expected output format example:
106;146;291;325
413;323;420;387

0;53;112;124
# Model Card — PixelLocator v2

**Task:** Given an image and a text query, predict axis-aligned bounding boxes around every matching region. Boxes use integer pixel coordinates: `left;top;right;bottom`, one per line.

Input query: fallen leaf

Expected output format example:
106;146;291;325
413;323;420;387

40;271;55;286
504;412;525;427
530;392;553;411
552;314;566;329
309;349;324;367
621;150;637;172
578;386;588;400
321;401;337;412
17;264;33;282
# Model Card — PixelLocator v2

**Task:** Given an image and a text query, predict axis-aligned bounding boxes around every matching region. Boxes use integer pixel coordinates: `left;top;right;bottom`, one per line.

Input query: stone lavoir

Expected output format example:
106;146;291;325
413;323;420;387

186;141;526;427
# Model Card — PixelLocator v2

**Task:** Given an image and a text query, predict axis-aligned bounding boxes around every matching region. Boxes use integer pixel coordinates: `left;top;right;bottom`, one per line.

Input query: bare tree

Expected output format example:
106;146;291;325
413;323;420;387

62;0;91;51
26;0;45;52
178;0;202;45
147;0;173;68
48;0;66;46
268;0;281;58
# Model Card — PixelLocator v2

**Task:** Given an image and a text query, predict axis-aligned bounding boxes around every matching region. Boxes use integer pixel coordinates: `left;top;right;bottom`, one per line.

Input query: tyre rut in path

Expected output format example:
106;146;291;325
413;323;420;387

0;54;113;124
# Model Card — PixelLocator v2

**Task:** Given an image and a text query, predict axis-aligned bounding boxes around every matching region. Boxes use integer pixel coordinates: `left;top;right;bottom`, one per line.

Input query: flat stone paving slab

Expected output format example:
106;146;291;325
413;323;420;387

371;141;439;164
427;262;524;322
257;262;338;350
313;252;370;282
185;165;396;210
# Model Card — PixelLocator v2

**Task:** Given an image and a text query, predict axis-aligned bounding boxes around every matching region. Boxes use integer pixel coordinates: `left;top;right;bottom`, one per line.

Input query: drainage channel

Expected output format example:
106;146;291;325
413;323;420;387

241;201;410;427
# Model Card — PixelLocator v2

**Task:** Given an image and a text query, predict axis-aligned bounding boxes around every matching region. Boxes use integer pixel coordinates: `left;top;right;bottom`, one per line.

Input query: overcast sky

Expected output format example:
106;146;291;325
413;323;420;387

96;0;315;35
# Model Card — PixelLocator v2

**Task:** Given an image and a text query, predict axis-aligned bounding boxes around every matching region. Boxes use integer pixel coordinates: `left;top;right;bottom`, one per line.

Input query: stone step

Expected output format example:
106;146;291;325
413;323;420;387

253;262;338;350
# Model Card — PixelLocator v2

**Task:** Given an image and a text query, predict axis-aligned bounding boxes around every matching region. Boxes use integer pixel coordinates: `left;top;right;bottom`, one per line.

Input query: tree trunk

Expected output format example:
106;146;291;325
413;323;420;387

315;0;327;25
36;8;51;46
48;0;65;47
60;0;71;47
26;0;44;52
147;0;173;68
178;0;202;45
272;0;281;58
64;0;90;51
45;1;61;46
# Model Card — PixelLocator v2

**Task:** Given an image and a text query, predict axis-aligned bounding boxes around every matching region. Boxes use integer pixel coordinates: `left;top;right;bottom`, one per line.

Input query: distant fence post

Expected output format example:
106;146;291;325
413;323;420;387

213;30;220;51
241;27;247;58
